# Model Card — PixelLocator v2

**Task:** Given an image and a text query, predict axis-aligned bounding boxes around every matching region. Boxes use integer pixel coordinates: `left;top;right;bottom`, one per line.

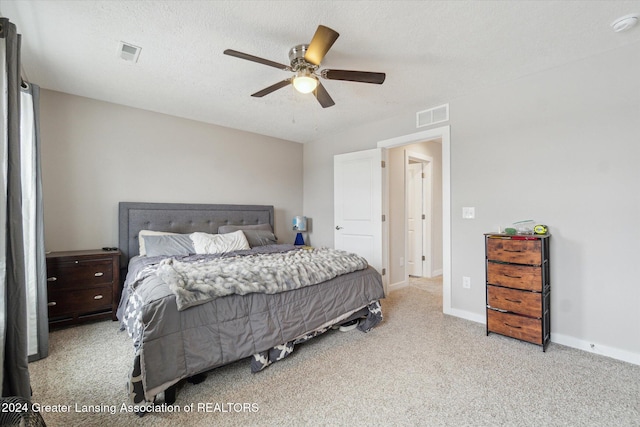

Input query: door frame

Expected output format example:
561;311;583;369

377;125;452;315
405;151;433;279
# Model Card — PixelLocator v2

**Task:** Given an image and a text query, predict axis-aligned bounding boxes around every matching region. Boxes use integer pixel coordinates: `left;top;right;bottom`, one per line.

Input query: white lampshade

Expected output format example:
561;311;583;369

292;216;307;231
293;74;318;94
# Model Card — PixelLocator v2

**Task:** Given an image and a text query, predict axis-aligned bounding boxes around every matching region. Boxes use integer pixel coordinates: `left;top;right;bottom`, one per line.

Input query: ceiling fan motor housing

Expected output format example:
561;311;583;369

288;44;317;72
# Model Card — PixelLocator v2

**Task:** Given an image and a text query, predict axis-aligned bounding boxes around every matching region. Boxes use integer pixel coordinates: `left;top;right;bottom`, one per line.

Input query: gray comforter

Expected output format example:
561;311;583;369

157;247;369;310
117;245;385;403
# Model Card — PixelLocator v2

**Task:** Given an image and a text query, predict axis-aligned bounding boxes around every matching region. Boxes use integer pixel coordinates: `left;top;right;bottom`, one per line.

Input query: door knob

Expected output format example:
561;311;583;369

335;226;343;230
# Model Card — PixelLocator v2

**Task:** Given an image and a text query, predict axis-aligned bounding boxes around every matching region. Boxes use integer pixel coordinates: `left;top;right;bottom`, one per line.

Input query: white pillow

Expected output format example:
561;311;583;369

138;230;179;256
190;230;250;254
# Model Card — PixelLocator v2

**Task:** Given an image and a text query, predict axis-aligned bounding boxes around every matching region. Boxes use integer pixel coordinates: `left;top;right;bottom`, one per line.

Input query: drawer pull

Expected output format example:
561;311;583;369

504;249;522;253
94;272;104;277
503;274;522;279
504;298;522;304
93;295;103;300
47;301;57;307
504;322;522;329
47;277;57;282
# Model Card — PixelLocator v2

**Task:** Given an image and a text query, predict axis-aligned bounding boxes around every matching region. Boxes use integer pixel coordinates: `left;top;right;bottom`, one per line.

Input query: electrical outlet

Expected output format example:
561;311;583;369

462;207;475;219
462;276;471;289
399;257;404;266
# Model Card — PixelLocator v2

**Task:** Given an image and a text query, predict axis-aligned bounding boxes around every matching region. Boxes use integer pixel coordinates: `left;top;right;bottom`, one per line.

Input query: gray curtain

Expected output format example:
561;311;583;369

1;16;46;399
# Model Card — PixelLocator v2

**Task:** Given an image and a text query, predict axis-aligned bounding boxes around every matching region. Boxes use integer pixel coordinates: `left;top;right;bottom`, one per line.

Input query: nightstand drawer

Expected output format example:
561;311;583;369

487;309;542;345
47;259;113;290
487;285;541;317
47;286;113;318
487;262;542;291
487;239;541;265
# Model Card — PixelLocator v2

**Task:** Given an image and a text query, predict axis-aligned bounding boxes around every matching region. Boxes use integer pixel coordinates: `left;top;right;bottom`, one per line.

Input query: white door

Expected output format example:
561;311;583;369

407;162;423;277
334;148;383;276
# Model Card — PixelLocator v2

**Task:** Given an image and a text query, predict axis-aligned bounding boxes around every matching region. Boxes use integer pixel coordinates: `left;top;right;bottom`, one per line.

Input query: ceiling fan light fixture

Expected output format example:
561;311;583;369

293;72;318;94
611;13;639;32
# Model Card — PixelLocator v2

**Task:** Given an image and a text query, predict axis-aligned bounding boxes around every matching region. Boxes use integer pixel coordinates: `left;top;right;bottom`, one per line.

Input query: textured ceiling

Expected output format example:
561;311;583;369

1;1;640;143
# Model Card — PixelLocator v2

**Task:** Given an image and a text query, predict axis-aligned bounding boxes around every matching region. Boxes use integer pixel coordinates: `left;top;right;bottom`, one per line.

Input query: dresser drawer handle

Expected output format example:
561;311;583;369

504;322;522;329
503;274;522;279
47;301;57;307
504;249;522;253
504;298;521;303
94;272;104;277
47;277;57;282
94;295;103;300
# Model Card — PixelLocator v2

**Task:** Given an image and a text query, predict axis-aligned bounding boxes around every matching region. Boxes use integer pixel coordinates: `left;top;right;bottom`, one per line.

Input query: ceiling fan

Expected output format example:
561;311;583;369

224;25;385;108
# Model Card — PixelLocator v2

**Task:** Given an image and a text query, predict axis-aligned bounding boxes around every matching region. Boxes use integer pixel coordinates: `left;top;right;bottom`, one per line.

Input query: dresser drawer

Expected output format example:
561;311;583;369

487;285;541;317
486;238;541;265
47;258;113;290
487;309;542;345
487;262;542;291
47;285;113;318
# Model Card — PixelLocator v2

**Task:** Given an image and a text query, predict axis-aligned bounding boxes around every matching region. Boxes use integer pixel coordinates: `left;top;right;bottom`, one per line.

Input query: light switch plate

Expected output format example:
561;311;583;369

462;207;475;219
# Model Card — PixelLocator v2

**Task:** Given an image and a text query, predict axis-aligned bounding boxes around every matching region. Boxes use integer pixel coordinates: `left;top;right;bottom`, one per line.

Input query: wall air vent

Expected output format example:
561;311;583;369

416;104;449;128
118;41;141;63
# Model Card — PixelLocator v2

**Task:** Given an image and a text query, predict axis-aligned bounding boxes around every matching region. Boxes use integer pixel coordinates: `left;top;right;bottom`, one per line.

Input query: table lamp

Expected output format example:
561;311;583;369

292;216;307;245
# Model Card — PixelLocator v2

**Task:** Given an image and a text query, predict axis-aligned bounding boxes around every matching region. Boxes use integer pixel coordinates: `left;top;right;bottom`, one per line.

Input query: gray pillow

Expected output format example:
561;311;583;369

218;224;273;234
218;224;277;247
241;230;278;247
143;234;195;257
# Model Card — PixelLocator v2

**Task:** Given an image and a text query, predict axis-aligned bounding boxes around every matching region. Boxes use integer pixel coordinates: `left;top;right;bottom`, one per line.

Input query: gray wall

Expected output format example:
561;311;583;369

40;90;303;252
303;42;640;362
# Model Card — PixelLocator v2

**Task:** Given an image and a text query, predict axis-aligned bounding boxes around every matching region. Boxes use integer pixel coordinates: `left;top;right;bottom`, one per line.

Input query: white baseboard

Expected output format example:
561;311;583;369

388;280;408;292
551;333;640;366
441;311;639;365
391;284;640;366
430;268;443;277
444;307;485;324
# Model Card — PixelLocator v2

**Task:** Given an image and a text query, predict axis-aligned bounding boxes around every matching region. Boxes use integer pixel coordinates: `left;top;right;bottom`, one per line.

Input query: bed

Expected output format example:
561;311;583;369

116;202;385;406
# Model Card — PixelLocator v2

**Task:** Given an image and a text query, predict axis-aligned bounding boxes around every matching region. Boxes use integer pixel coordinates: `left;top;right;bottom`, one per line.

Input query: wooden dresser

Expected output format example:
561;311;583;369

485;234;550;351
46;249;120;328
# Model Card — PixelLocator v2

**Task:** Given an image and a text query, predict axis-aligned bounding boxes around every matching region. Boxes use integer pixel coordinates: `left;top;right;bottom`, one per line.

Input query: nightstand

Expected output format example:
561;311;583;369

45;249;120;328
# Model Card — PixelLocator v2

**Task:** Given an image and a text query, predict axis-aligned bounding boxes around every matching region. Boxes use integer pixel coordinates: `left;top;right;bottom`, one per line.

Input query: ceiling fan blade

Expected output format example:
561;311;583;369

322;69;386;84
314;82;335;108
251;79;292;97
224;49;291;71
304;25;340;66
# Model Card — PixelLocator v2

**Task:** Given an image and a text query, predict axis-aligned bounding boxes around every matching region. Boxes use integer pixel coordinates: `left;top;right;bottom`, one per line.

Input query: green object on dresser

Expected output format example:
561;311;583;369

504;227;517;235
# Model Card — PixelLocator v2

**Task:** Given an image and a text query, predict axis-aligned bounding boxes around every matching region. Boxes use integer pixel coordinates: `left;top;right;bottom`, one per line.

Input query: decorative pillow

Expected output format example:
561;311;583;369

217;224;276;247
143;234;195;257
241;230;278;247
190;230;250;254
138;230;179;256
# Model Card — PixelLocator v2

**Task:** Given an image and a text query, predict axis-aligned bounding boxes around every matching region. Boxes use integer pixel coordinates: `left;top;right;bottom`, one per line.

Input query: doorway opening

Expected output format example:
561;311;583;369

377;125;451;315
406;151;434;279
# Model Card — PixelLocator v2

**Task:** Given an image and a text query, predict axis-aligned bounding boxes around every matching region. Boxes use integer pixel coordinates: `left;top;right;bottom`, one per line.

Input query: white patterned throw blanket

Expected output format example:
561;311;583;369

156;247;369;310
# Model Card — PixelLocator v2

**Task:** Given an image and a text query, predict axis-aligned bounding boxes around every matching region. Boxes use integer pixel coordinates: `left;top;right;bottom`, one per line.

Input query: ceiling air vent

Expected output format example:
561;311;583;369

118;41;141;63
416;104;449;128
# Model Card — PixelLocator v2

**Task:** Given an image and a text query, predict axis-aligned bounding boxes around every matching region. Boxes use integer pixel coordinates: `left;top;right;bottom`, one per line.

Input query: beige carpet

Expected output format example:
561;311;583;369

28;277;640;426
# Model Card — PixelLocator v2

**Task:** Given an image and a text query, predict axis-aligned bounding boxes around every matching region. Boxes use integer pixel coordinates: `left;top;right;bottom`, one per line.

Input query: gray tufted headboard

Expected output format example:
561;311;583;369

118;202;274;264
